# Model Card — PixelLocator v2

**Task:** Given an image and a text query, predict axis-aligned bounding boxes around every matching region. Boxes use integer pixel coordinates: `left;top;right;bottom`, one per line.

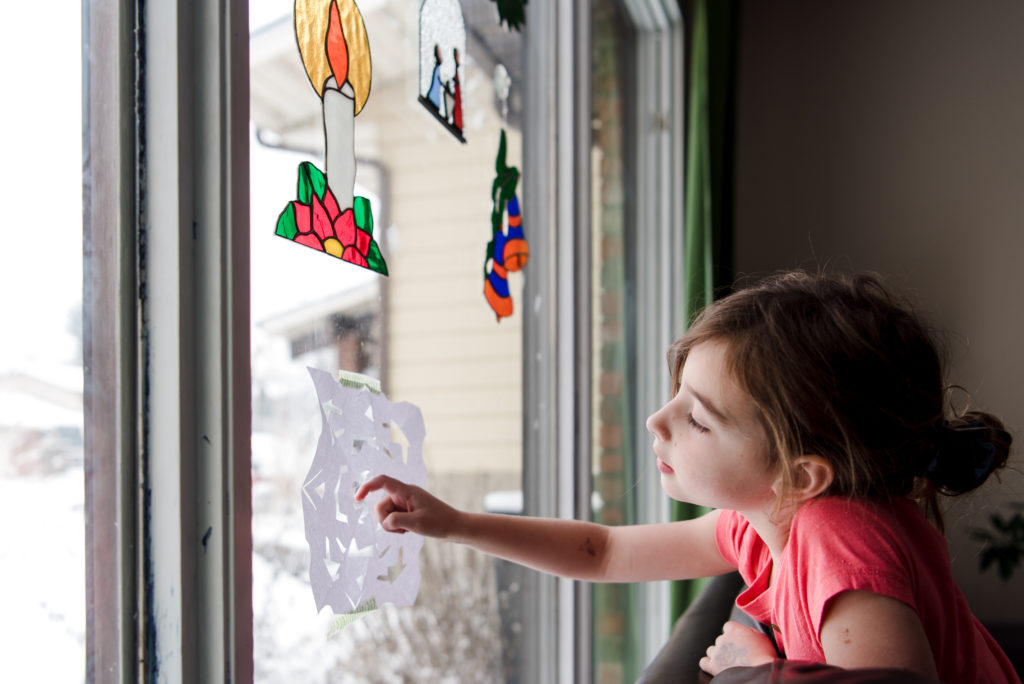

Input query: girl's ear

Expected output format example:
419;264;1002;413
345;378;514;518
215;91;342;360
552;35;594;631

790;455;834;502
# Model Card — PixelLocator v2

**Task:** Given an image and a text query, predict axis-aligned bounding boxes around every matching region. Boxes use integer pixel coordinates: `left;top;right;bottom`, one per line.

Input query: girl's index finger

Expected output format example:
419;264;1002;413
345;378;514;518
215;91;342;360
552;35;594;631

353;475;383;501
353;473;399;501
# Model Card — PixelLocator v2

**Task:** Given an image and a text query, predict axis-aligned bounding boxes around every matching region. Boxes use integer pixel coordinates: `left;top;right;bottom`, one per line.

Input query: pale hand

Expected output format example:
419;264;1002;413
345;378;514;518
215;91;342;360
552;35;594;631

354;474;461;539
700;620;778;676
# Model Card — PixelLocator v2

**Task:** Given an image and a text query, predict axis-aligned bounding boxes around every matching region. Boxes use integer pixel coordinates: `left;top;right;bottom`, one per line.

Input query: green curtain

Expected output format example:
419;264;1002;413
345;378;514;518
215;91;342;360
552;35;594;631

669;0;739;622
684;0;714;326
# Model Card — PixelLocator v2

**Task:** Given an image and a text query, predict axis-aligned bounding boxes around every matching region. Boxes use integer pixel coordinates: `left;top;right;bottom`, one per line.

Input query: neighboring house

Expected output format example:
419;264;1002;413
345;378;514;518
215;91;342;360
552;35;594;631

0;367;83;476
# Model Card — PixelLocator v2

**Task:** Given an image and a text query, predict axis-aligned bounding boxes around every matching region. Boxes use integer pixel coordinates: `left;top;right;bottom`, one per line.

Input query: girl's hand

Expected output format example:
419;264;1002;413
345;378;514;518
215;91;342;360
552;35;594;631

699;621;778;676
354;475;461;539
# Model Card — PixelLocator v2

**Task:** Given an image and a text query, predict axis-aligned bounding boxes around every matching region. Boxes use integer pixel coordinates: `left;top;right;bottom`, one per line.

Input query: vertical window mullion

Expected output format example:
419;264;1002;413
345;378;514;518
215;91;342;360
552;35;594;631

521;0;593;680
522;0;560;679
225;0;254;678
568;0;594;680
83;0;140;680
138;0;251;680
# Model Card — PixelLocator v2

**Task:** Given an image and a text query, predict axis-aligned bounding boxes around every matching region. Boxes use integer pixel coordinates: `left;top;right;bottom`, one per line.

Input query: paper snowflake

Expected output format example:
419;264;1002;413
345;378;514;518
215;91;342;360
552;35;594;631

302;367;427;615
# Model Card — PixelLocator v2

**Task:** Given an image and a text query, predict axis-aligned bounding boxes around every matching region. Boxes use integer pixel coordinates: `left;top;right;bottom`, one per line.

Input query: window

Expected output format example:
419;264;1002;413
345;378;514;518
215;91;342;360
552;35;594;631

83;1;683;681
250;2;527;679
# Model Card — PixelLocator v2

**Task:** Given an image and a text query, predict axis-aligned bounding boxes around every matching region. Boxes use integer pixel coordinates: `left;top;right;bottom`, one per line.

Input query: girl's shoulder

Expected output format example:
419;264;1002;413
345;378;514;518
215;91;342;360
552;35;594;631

792;496;942;554
796;495;923;525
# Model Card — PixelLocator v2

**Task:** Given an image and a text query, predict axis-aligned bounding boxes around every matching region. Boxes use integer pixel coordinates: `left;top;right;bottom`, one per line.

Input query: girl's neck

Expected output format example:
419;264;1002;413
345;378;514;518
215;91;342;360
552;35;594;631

741;501;800;583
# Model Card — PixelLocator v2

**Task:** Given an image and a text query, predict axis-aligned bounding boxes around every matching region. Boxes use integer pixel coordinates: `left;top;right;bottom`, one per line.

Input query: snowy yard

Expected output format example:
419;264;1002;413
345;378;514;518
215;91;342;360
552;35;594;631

0;469;86;683
0;466;509;683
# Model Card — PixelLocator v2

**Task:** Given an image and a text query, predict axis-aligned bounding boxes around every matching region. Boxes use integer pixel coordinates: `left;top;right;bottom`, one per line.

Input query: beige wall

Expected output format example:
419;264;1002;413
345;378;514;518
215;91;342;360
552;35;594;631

733;0;1024;618
359;6;524;477
733;0;1024;621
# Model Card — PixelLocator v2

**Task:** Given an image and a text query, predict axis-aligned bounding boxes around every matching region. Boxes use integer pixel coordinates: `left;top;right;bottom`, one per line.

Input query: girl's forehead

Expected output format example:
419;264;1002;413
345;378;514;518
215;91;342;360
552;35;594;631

683;342;738;396
682;339;735;382
682;341;763;430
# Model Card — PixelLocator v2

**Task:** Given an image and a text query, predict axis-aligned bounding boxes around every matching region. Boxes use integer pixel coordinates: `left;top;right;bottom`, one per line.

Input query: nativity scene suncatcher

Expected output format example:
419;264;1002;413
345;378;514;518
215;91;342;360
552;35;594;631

418;0;467;143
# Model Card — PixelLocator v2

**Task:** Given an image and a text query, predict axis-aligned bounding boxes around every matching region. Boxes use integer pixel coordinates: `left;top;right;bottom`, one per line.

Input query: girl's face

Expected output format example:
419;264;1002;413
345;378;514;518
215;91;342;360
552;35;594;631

646;340;779;512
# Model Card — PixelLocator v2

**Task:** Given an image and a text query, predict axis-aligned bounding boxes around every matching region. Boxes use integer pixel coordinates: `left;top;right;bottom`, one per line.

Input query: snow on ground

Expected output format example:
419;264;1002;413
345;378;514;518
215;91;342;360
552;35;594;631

0;469;85;683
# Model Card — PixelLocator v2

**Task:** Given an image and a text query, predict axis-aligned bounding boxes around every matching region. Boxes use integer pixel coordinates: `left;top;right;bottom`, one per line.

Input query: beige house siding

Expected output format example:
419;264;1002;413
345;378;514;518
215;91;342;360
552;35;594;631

356;12;525;476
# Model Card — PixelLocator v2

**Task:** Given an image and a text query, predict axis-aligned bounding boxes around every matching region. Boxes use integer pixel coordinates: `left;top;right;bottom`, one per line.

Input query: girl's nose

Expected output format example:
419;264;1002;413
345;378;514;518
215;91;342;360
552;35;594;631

646;407;667;440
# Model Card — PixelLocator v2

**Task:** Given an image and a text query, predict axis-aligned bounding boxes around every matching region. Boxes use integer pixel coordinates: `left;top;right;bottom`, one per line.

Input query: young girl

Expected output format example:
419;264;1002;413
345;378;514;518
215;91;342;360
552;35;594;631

355;271;1019;682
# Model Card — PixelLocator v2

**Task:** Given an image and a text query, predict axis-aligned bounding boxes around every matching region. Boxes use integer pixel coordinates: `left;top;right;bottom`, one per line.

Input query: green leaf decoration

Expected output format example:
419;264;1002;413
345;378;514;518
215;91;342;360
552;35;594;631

275;203;298;240
495;129;508;174
490;0;527;31
282;167;388;277
366;239;388;276
354;196;373;233
354;196;388;275
297;162;328;204
297;164;313;204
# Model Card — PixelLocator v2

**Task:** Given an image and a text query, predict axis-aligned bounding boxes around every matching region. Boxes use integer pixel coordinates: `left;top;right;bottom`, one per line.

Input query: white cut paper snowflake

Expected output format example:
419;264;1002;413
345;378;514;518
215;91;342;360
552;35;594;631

303;367;427;615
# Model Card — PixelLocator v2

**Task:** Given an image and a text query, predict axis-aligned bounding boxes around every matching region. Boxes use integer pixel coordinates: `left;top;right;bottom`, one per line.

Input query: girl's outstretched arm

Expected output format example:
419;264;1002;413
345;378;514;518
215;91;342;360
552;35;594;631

354;474;733;583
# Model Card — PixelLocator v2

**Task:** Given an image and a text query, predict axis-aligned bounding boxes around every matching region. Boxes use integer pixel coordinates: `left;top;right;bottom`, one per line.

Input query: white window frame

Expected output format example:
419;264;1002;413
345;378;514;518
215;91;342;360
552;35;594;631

84;1;252;681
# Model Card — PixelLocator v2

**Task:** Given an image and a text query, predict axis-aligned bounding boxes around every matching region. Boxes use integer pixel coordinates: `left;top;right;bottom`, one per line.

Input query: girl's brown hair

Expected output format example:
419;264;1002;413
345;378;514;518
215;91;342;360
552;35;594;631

668;271;1011;526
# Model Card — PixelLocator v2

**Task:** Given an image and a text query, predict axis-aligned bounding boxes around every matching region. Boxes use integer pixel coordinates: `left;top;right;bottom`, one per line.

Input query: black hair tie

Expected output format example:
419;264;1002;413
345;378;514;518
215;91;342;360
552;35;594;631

919;421;997;492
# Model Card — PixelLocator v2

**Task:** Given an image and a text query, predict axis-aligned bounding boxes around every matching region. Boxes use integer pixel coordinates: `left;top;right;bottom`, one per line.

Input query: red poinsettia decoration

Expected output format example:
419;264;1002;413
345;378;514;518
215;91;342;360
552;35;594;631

276;162;388;275
292;190;369;267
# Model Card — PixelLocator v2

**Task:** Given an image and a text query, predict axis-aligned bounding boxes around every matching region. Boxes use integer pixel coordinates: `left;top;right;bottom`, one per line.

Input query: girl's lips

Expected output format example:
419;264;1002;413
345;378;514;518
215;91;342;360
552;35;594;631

657;458;674;474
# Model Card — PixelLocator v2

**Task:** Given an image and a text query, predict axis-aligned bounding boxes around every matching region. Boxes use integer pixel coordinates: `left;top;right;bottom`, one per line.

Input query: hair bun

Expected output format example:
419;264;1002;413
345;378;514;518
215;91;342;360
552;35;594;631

920;415;1011;495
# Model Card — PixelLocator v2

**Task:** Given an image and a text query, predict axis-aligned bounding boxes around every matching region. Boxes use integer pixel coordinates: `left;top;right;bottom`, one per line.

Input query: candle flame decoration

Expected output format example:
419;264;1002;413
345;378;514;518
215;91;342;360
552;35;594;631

276;0;387;276
295;0;371;114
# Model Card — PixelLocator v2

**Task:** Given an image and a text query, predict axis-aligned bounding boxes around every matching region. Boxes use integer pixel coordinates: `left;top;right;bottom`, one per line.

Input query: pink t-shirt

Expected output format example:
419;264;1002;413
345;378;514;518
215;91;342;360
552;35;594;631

715;497;1020;683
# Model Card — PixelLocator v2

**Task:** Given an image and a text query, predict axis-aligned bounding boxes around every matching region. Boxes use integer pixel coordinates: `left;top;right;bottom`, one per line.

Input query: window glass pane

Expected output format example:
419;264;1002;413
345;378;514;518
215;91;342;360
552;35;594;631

591;2;639;682
250;1;526;680
0;2;85;680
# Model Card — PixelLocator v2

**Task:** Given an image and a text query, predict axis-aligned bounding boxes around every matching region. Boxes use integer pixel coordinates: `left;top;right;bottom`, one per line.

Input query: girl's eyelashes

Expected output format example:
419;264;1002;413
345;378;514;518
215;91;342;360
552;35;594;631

687;413;710;434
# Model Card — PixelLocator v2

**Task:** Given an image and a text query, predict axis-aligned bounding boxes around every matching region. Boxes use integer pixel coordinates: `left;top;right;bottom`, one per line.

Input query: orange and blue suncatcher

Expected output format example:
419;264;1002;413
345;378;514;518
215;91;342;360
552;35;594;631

484;130;529;321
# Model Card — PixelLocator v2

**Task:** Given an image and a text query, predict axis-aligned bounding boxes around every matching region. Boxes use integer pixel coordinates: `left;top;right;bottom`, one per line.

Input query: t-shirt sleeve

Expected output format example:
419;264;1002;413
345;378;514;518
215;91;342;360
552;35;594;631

715;509;776;591
795;500;918;639
714;508;743;568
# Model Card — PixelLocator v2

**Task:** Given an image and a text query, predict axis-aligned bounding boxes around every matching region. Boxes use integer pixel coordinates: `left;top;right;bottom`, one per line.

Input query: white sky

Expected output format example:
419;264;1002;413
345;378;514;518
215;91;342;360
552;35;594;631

0;3;83;373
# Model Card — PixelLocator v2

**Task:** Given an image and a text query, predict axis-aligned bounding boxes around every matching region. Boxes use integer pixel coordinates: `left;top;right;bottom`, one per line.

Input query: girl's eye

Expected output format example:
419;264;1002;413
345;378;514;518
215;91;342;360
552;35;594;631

687;414;710;434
